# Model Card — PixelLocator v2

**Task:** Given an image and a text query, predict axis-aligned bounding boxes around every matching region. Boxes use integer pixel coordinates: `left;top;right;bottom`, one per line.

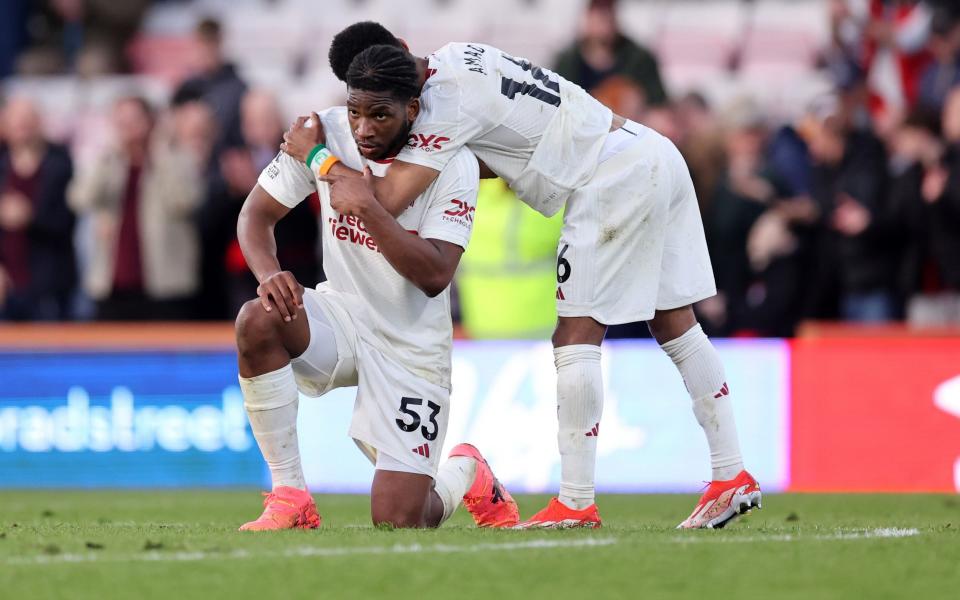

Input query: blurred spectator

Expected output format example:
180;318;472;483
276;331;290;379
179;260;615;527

17;0;149;76
69;96;203;321
0;0;30;78
173;18;248;152
590;75;646;122
804;93;901;322
830;0;934;136
884;107;939;314
200;89;320;318
704;97;814;337
553;0;667;105
917;5;960;111
675;92;726;216
171;99;217;166
456;179;562;339
902;86;960;324
0;96;76;321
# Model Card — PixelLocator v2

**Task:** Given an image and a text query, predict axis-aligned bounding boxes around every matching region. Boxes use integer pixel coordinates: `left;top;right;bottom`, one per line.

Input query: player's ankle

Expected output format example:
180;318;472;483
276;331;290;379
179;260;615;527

558;484;595;510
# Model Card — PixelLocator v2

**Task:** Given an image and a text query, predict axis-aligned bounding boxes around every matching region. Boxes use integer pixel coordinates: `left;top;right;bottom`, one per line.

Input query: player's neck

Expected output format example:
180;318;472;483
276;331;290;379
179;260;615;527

414;56;430;91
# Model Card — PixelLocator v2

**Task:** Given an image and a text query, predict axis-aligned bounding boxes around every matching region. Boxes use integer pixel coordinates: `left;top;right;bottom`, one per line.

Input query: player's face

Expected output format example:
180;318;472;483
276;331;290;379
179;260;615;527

346;89;419;160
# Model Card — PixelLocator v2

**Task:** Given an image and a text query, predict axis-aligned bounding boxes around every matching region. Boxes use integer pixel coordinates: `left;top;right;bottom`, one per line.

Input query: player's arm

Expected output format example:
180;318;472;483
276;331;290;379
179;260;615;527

334;167;462;297
281;113;438;217
237;185;304;321
331;158;439;217
477;159;498;179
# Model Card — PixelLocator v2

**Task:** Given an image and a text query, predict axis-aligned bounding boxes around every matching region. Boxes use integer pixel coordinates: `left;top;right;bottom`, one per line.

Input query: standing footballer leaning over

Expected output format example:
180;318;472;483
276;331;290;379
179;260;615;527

234;44;518;531
281;21;761;529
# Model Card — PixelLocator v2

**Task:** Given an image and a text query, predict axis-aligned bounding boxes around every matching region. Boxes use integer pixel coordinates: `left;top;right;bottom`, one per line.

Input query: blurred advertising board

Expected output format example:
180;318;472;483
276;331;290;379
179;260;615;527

0;340;788;493
0;351;261;487
790;338;960;492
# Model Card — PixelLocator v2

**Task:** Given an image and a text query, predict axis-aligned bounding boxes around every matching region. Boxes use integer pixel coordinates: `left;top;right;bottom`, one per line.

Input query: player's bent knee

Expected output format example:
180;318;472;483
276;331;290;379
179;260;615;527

371;504;429;529
235;300;284;352
370;469;436;529
552;316;606;347
648;305;697;345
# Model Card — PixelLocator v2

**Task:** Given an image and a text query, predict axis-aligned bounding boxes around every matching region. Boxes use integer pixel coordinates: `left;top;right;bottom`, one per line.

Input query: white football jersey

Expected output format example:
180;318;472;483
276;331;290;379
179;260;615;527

396;43;612;217
257;107;478;389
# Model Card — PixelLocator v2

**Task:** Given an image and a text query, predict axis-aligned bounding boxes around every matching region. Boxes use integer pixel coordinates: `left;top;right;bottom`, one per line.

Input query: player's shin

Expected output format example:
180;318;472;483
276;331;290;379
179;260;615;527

238;363;306;490
432;456;477;526
555;345;603;511
660;323;744;481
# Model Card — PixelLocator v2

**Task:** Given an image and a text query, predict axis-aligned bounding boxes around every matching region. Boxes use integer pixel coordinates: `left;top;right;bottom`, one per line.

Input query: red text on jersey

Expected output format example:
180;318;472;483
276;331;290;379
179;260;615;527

407;133;451;152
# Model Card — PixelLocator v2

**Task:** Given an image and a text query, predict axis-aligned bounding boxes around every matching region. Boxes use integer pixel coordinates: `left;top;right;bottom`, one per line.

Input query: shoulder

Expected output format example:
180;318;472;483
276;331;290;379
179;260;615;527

435;148;479;188
317;105;347;124
317;106;364;170
426;43;496;87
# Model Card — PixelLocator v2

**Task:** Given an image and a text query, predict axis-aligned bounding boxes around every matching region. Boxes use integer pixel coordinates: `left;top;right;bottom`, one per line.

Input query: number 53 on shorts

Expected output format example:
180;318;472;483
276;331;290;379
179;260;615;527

395;396;441;441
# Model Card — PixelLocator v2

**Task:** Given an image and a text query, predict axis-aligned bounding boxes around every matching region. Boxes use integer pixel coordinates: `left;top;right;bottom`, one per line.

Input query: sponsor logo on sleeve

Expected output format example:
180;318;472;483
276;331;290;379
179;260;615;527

407;133;451;152
266;162;280;179
443;199;475;226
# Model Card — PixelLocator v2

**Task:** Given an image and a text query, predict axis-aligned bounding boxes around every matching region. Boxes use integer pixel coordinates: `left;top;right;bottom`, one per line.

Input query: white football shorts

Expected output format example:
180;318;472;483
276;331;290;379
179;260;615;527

555;121;716;325
289;286;449;477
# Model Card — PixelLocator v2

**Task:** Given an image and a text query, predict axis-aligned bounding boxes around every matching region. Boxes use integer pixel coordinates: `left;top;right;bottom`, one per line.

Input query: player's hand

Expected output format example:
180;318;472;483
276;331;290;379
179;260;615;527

280;112;325;163
256;271;304;322
324;166;378;217
832;194;871;237
922;165;948;204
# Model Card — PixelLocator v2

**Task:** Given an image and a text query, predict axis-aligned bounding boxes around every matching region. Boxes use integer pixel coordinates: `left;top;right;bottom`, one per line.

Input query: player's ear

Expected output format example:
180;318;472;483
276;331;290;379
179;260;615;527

407;97;420;122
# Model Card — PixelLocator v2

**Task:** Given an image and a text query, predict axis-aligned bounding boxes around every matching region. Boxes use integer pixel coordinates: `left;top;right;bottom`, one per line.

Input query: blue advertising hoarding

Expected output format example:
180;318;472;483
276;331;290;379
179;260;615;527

0;340;789;492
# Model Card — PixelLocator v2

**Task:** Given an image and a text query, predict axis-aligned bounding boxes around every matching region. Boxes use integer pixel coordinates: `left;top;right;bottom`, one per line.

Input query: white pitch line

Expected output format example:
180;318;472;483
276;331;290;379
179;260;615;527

4;528;923;567
4;537;618;566
669;528;921;544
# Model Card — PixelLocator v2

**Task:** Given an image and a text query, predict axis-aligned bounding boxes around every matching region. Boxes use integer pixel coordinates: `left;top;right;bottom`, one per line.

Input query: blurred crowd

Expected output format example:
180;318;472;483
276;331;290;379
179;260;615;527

1;0;959;337
0;12;319;322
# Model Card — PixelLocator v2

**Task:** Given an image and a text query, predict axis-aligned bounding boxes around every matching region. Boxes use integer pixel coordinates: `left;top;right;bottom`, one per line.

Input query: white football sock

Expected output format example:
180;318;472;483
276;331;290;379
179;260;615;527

660;323;744;481
432;456;477;525
555;344;603;511
239;364;306;490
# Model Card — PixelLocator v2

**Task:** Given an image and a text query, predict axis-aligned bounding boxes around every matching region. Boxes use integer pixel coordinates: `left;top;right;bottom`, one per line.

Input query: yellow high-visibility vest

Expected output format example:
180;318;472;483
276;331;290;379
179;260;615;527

457;179;563;339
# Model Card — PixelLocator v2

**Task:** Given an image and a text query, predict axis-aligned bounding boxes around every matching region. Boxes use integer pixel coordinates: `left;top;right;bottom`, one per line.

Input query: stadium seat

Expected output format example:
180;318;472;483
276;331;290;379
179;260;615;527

126;34;199;84
654;1;746;82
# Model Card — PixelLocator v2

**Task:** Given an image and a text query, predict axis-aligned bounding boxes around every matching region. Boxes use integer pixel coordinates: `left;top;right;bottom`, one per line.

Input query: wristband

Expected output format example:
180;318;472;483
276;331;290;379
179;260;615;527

306;143;340;176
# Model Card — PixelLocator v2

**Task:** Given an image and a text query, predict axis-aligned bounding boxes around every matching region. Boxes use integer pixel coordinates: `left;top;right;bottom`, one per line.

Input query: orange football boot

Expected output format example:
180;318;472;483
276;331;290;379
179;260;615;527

448;443;520;528
239;485;321;531
677;470;762;529
515;497;602;529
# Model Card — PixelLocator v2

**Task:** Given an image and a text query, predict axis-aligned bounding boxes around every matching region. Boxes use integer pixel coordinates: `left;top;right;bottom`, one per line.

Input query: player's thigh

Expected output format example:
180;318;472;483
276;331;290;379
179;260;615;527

555;141;670;326
349;344;450;479
655;142;717;312
289;290;359;396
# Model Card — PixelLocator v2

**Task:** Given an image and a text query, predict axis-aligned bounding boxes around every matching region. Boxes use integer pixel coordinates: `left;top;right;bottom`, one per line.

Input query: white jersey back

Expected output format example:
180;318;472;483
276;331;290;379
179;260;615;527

396;43;612;217
257;107;478;389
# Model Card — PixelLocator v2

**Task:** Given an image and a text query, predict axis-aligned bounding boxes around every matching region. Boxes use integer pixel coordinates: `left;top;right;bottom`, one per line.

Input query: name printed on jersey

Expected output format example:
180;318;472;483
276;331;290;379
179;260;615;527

462;44;487;75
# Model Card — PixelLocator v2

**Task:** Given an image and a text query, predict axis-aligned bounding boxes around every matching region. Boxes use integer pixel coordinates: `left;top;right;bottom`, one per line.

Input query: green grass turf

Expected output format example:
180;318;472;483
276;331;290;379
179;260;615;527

1;491;958;600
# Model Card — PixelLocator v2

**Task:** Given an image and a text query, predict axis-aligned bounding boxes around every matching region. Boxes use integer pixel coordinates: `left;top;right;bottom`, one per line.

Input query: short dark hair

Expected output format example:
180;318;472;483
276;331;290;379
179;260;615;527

329;21;402;82
195;17;222;44
346;45;419;101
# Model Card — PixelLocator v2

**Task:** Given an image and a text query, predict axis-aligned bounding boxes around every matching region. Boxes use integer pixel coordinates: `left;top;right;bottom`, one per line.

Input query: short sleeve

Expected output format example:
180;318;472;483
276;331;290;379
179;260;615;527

418;150;479;249
257;151;316;208
396;80;483;174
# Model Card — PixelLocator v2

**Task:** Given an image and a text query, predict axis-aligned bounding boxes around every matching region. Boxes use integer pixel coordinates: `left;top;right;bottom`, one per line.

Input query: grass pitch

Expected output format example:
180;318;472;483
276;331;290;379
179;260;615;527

1;491;958;600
